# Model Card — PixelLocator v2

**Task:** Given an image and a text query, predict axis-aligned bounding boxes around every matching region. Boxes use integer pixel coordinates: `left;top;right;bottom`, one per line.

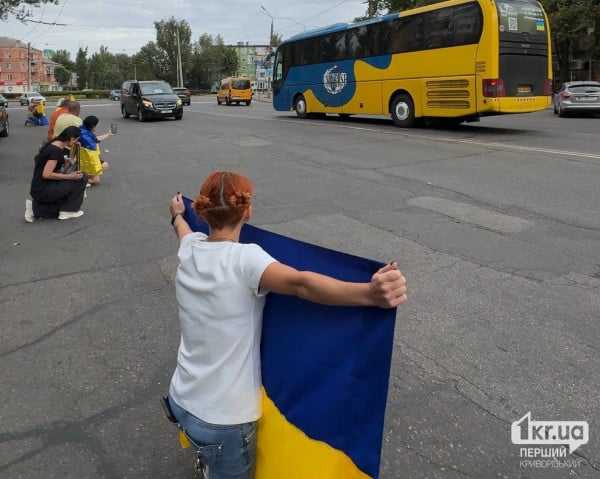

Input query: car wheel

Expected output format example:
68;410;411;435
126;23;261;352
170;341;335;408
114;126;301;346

294;94;308;119
246;101;251;106
122;105;129;119
175;114;183;120
138;106;146;122
0;120;8;138
390;93;416;128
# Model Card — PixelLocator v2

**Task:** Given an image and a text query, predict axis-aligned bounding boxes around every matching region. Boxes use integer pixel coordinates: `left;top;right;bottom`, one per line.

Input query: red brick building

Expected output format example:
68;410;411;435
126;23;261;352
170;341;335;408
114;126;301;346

0;37;60;94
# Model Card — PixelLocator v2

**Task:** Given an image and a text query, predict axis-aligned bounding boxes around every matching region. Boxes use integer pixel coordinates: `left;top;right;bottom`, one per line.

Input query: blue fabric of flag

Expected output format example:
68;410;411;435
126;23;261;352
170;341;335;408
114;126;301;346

182;197;396;478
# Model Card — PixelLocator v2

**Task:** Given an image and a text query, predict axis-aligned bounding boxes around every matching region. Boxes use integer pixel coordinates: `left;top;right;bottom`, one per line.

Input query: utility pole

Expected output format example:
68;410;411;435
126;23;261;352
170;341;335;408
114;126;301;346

260;5;275;48
587;26;595;81
27;42;32;92
134;63;137;81
176;27;184;88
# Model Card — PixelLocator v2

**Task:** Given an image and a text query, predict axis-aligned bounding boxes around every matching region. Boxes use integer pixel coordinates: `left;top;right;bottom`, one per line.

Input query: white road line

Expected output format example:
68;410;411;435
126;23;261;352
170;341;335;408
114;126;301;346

188;108;600;161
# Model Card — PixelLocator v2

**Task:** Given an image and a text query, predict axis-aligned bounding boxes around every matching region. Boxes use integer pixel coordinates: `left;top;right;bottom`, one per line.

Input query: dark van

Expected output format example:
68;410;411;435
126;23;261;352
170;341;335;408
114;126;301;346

121;80;183;121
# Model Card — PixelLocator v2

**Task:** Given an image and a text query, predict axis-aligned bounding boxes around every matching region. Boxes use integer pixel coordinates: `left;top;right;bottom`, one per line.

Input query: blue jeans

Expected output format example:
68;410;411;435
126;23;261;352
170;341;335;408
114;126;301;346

168;396;257;479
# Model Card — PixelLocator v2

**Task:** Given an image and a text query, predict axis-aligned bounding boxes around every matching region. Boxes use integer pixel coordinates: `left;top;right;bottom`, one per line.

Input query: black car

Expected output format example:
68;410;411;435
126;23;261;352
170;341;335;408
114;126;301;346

0;102;8;139
120;80;183;121
173;87;191;106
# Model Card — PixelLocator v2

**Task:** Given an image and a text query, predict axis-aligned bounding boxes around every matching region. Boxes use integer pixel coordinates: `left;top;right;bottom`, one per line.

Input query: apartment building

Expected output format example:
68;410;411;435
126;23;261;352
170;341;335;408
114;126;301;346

0;37;59;94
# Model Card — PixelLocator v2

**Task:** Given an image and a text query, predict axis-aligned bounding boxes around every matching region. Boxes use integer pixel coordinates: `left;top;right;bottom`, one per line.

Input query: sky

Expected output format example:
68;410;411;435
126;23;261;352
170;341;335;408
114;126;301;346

2;0;367;57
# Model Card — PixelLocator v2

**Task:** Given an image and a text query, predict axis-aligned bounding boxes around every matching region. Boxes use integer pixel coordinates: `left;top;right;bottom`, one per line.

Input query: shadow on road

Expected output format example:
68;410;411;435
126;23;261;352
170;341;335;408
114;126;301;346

277;114;536;136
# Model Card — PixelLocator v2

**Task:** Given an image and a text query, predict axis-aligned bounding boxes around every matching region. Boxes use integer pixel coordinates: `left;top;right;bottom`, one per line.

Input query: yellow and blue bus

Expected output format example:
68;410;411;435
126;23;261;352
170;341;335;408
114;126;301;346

272;0;552;127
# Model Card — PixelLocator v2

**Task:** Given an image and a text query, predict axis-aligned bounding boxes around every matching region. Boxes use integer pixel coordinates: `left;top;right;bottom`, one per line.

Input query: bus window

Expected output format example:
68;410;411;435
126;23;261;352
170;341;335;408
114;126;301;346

497;0;546;39
424;8;453;49
334;32;347;60
273;51;283;81
453;3;484;45
389;15;425;53
320;35;337;63
348;26;372;58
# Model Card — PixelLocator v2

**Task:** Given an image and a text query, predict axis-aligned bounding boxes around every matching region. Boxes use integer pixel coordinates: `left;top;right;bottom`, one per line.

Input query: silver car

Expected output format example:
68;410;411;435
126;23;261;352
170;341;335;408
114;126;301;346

19;92;46;106
553;81;600;117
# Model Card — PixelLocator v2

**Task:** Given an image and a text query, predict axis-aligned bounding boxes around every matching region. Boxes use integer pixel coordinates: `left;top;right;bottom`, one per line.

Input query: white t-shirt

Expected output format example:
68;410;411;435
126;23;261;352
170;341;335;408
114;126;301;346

169;232;277;425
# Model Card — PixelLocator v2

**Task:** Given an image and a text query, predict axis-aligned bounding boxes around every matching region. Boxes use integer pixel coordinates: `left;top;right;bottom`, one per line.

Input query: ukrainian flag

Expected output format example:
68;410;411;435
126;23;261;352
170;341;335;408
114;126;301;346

183;198;396;479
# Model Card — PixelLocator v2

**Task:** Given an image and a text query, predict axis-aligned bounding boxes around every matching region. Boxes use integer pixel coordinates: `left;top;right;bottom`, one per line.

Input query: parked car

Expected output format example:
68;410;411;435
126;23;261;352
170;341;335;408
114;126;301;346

0;94;8;108
19;92;46;106
553;81;600;117
0;102;8;138
110;89;121;101
173;87;191;106
120;80;183;121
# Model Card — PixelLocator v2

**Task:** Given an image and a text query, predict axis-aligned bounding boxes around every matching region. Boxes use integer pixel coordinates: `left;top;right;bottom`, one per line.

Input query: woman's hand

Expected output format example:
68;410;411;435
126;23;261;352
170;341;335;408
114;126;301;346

170;193;186;217
70;172;84;181
369;262;407;308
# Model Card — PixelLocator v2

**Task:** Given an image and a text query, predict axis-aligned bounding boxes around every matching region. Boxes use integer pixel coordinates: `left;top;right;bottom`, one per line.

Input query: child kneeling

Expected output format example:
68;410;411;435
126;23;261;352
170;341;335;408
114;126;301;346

79;116;112;186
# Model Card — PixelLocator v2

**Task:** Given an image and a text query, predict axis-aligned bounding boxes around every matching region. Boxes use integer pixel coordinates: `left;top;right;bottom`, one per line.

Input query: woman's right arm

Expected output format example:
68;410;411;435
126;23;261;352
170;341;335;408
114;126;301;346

41;159;83;181
259;261;407;309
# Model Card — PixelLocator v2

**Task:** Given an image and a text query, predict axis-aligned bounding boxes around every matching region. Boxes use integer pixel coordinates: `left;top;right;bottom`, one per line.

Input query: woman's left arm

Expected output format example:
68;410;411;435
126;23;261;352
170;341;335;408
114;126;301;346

170;193;192;241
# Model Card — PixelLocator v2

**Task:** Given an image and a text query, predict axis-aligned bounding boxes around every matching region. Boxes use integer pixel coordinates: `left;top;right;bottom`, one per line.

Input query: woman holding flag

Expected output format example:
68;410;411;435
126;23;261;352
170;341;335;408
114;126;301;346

166;171;408;479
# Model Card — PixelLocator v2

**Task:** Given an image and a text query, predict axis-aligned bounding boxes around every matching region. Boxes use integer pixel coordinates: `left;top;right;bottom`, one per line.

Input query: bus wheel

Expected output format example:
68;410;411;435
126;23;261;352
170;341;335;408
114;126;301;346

294;95;308;119
391;94;415;128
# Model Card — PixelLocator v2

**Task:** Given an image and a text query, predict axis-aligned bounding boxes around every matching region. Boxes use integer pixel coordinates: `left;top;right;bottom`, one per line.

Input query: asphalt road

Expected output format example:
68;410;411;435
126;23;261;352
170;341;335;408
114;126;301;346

1;97;599;479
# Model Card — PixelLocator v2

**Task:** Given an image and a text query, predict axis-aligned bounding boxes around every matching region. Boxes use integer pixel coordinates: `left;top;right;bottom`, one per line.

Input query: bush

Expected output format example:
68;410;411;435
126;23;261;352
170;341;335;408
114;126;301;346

39;90;111;99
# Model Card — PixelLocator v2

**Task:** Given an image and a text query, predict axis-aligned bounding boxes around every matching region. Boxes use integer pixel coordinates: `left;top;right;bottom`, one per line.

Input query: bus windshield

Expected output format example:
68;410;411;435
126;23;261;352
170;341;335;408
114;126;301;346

497;0;546;39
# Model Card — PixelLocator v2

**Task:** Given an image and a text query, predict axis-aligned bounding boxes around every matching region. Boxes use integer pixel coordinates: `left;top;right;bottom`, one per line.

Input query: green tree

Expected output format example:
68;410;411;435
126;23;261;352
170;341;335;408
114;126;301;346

50;49;74;87
271;32;283;47
221;47;239;77
54;66;71;86
154;17;193;85
50;49;73;69
75;47;89;90
137;41;169;80
0;0;56;20
540;0;599;83
191;34;239;89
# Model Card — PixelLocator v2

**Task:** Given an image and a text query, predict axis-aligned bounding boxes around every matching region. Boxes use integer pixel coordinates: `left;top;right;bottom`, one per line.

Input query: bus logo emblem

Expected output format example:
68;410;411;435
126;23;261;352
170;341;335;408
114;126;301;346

323;66;348;95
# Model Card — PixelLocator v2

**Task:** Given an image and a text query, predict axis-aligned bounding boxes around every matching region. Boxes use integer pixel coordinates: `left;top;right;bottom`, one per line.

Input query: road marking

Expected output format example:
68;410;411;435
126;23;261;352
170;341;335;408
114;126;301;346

188;107;600;161
408;196;532;233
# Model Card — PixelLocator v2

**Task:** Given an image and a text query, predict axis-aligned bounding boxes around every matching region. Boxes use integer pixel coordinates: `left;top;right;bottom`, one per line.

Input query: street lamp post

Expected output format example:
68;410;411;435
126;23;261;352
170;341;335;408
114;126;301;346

587;26;595;81
260;5;274;48
175;26;184;88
